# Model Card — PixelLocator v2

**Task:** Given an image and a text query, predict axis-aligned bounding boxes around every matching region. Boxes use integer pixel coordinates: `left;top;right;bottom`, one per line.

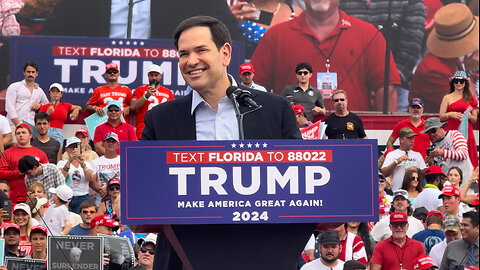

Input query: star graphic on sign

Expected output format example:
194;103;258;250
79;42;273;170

126;41;131;45
231;143;236;148
239;143;245;148
247;143;252;148
119;41;123;45
140;41;145;46
255;143;260;148
133;41;138;45
112;41;116;45
262;143;268;148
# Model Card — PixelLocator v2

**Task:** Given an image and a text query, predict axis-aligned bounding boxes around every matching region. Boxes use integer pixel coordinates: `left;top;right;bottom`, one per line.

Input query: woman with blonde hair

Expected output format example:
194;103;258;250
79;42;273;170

12;203;38;255
28;181;47;199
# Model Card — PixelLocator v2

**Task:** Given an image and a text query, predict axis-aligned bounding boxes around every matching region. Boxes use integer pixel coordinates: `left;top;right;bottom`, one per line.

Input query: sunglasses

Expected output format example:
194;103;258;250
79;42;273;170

81;209;96;214
427;128;437;134
106;70;119;75
334;98;346;102
297;71;309;76
140;247;155;255
452;78;466;84
379;178;386;183
108;185;120;191
108;108;121;112
411;177;418;181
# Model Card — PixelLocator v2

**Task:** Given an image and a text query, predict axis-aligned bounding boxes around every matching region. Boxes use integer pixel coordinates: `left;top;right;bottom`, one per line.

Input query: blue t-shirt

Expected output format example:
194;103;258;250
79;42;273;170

412;229;444;254
69;224;90;236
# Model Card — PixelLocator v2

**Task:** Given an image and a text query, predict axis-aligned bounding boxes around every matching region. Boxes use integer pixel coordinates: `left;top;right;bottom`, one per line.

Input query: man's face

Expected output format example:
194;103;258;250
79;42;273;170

30;232;47;253
25;166;40;178
103;138;119;153
390;222;408;239
107;105;121;121
105;68;119;82
0;183;10;198
296;68;312;84
148;71;162;85
80;206;96;224
408;105;423;118
76;133;89;148
15;128;32;146
4;229;21;246
427;128;445;142
319;244;341;263
240;72;254;85
138;243;155;267
177;26;231;94
444;230;461;243
460;217;479;243
23;66;38;82
332;93;347;112
305;0;340;14
296;113;309;128
399;136;414;151
35;119;50;136
392;196;408;212
96;225;113;235
442;195;460;214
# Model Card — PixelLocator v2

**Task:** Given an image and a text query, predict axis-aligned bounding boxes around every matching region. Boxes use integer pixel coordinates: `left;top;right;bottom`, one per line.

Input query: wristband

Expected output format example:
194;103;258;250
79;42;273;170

143;94;149;100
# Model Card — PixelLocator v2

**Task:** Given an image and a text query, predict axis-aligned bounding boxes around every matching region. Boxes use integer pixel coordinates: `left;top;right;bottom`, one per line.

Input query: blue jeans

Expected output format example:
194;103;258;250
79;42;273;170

48;127;64;146
69;194;90;214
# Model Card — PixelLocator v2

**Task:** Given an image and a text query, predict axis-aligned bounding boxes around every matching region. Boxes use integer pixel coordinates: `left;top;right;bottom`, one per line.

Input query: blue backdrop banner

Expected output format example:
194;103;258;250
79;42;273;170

121;139;379;225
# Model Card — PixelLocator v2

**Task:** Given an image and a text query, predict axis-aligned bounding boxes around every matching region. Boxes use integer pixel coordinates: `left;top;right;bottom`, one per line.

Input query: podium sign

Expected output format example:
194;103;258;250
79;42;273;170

121;139;378;225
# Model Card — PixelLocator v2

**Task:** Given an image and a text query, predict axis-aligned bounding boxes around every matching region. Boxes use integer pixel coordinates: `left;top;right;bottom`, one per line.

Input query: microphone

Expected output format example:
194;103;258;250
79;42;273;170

226;86;260;108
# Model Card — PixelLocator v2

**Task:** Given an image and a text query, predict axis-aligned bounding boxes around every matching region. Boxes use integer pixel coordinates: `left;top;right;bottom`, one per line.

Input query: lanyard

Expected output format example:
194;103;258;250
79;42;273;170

392;241;406;270
317;29;344;73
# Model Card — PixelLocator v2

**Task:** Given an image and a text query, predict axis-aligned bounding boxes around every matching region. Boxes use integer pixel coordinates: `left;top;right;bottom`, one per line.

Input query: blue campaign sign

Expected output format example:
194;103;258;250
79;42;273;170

9;36;244;107
121;139;379;225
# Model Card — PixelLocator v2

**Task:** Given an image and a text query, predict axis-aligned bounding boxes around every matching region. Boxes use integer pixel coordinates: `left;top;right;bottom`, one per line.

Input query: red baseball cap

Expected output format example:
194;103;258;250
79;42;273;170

239;63;254;74
427;210;444;219
2;222;20;233
438;185;460;199
15;123;32;133
75;128;88;137
108;178;120;187
413;255;437;269
390;211;408;223
105;62;119;72
425;165;447;177
292;104;305;115
30;224;48;236
90;215;119;229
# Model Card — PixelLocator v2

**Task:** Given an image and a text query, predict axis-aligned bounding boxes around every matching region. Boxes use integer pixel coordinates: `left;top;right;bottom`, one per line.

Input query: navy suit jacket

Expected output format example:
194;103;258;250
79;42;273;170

141;87;302;141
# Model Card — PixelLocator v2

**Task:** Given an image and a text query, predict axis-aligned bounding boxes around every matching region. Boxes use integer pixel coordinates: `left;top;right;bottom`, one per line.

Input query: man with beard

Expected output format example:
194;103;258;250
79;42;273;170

324;90;367;139
301;230;345;269
413;165;445;211
3;223;25;257
370;211;426;269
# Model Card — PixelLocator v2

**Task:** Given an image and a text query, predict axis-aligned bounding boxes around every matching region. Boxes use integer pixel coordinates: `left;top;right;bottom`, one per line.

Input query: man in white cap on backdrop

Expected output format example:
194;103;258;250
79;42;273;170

131;64;175;139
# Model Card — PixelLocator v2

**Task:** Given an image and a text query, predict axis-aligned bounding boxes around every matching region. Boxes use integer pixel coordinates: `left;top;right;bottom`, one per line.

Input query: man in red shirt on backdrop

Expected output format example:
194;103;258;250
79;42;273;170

85;62;133;119
130;64;175;139
0;124;48;203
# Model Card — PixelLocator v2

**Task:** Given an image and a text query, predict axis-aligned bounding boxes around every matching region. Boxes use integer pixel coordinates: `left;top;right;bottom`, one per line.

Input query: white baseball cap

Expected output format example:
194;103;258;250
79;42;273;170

147;64;163;74
66;137;81;147
49;185;73;202
49;83;64;92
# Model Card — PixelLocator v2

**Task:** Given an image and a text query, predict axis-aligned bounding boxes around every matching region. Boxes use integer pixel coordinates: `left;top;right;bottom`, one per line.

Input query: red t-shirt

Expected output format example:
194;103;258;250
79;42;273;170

0;146;48;203
87;85;133;109
134;84;175;139
39;103;73;129
19;235;32;255
93;121;137;144
250;11;400;111
370;236;425;269
390;118;430;159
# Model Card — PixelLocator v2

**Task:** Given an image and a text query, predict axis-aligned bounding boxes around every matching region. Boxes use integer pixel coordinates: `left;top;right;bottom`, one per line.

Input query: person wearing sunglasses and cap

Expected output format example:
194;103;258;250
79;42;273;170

85;62;133;118
439;70;479;168
421;117;473;182
324;90;367;139
131;238;156;270
97;178;121;220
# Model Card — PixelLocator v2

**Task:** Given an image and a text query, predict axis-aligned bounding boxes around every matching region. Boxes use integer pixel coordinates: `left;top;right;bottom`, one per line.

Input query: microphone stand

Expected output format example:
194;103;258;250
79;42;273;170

229;93;262;140
127;0;146;38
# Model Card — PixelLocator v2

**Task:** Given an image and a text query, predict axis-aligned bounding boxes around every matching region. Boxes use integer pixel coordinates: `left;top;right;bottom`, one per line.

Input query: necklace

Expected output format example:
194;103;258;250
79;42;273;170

251;2;281;14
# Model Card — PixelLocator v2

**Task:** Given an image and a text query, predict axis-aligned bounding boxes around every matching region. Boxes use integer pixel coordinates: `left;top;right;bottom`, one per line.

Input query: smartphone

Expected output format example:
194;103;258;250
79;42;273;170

3;200;12;220
242;6;274;26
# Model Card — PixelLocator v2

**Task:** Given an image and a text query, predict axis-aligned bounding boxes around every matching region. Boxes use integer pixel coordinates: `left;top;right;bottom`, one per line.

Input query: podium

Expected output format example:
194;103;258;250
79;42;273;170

121;140;379;269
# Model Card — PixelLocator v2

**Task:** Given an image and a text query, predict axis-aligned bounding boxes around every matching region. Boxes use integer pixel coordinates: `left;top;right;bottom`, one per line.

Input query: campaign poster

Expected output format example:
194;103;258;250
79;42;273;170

47;236;103;270
101;235;135;270
5;258;45;270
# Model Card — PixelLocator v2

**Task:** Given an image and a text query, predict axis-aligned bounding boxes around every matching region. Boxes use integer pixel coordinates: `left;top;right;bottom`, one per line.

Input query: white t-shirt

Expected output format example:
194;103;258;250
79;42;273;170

300;258;345;270
413;187;442;211
382;149;426;191
0;114;11;135
304;234;315;252
41;204;70;236
371;215;425;242
429;239;447;267
57;160;93;196
91;156;120;205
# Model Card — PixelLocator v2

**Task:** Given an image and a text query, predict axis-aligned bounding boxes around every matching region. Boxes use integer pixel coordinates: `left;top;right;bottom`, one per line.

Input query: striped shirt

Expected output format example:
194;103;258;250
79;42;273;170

339;232;368;265
434;130;473;182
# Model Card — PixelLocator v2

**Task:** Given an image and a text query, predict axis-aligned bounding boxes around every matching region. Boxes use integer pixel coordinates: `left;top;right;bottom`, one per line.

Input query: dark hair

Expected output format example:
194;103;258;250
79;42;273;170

447;166;463;186
295;62;313;73
401;167;423;193
426;215;443;227
34;112;50;124
79;200;97;212
173;16;231;50
462;211;479;227
449;78;472;102
0;180;10;189
389;204;413;216
23;61;39;72
18;155;40;174
425;173;443;184
346;222;373;260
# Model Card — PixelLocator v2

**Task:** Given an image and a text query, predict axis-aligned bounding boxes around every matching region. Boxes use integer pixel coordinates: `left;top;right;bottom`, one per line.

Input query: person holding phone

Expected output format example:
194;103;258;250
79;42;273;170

56;137;95;214
130;64;175;139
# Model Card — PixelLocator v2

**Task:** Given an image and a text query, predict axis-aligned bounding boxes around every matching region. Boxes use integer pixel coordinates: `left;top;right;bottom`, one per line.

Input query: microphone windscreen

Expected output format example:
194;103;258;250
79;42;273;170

226;86;238;97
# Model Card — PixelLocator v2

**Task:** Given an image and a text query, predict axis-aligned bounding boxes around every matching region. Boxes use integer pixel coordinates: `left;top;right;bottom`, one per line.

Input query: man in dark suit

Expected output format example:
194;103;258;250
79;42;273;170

141;16;311;270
